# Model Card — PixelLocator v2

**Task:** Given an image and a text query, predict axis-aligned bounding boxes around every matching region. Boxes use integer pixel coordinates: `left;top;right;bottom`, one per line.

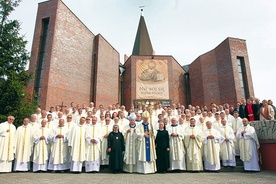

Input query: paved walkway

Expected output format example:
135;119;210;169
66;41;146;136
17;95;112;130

1;170;276;184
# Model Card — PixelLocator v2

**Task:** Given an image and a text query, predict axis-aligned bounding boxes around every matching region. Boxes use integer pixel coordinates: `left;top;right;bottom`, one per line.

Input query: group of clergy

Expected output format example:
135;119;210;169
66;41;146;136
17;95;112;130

0;106;260;174
154;111;260;173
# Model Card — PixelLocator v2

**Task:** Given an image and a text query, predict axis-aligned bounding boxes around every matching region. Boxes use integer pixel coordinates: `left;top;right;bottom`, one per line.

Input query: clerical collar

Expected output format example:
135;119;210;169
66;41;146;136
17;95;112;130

129;123;136;128
190;125;195;128
142;122;149;126
171;124;178;127
113;131;119;133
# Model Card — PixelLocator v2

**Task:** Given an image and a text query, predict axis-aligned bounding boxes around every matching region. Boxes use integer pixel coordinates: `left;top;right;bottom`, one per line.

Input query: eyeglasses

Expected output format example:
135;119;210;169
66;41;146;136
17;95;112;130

8;118;15;120
67;117;72;119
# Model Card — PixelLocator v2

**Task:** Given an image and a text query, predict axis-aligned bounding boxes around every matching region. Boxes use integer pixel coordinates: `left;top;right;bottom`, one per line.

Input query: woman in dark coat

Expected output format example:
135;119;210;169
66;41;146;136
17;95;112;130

155;122;170;173
107;125;125;173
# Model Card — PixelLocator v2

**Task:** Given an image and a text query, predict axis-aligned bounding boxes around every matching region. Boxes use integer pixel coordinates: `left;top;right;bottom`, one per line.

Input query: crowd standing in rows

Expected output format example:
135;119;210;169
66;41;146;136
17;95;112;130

0;97;275;174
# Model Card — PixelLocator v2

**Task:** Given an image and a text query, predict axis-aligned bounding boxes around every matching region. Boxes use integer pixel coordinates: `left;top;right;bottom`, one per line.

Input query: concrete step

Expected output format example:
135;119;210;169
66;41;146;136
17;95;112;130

220;166;244;172
220;156;244;172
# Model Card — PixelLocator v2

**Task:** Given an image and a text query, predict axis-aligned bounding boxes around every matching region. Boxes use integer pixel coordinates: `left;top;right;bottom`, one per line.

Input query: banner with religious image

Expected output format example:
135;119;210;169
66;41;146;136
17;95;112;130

136;59;169;99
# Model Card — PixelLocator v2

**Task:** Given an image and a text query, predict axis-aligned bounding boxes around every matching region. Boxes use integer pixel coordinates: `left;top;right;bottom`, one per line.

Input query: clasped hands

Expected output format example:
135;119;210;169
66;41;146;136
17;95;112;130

56;134;64;138
190;135;195;139
144;131;150;138
90;139;97;143
171;133;178;137
127;129;135;133
207;135;214;139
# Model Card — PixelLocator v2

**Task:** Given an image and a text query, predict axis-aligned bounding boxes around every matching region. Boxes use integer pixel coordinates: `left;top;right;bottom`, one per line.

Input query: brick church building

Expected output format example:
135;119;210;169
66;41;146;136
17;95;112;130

27;0;254;110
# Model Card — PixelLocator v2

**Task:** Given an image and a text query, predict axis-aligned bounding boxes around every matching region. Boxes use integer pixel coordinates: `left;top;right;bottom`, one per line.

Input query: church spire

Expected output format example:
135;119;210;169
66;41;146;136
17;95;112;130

132;9;154;56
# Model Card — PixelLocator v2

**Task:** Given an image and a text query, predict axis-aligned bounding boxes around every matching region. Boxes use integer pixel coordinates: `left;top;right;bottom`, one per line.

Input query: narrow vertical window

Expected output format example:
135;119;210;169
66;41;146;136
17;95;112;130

34;18;49;101
237;57;248;99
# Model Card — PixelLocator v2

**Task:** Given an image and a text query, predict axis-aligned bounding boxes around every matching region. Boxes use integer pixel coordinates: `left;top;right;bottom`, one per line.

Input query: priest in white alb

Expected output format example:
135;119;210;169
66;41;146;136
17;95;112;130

65;114;76;133
184;118;203;171
29;114;40;131
85;116;101;172
100;117;113;166
46;114;56;131
14;118;33;171
230;111;243;155
237;118;260;171
167;117;186;171
33;120;51;172
48;119;70;171
219;119;236;167
202;121;221;171
123;113;138;173
68;117;86;172
0;116;16;172
136;111;157;174
118;111;129;129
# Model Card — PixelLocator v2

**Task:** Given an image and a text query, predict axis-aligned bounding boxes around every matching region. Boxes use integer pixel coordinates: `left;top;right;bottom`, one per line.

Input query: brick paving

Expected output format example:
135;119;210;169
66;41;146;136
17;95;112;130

1;170;276;184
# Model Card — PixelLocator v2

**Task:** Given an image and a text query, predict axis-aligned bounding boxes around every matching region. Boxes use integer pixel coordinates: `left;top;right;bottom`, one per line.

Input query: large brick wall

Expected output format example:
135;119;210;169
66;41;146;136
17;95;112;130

189;37;254;107
93;34;120;108
229;38;255;101
215;38;236;105
28;0;95;110
122;55;137;110
190;50;221;106
189;55;204;106
167;56;186;106
27;1;255;111
27;0;59;109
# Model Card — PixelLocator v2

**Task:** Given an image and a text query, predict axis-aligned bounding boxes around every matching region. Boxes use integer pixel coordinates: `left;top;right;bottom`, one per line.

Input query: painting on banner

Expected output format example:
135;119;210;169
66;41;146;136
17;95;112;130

136;59;169;99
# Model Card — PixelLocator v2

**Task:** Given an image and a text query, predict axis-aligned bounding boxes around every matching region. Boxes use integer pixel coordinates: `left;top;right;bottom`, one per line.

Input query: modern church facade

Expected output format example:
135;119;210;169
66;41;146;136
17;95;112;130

27;0;254;110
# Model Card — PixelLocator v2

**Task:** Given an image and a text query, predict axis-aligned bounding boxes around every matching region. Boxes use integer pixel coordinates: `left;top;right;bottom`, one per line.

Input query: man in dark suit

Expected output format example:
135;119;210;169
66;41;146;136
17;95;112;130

253;98;262;120
239;98;246;118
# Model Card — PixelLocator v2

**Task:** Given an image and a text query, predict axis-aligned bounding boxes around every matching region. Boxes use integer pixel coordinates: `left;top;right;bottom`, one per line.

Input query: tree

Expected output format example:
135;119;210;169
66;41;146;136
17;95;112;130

0;0;37;127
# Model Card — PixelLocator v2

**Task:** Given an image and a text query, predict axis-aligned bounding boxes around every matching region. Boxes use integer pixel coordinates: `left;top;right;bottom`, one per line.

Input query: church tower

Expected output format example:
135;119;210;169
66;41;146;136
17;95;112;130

122;11;187;109
132;10;154;56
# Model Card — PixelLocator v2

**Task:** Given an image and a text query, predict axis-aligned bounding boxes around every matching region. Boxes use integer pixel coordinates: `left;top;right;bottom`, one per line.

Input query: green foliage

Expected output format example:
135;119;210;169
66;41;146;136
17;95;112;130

0;0;37;127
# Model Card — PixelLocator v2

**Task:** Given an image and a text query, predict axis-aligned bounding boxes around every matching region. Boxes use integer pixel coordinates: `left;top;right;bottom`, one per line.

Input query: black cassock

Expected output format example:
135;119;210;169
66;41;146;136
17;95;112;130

108;131;125;173
155;129;170;173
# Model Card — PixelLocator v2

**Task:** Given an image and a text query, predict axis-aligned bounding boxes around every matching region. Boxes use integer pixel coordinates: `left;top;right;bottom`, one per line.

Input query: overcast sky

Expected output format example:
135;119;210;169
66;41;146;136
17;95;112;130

10;0;276;103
